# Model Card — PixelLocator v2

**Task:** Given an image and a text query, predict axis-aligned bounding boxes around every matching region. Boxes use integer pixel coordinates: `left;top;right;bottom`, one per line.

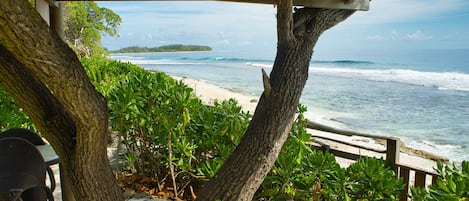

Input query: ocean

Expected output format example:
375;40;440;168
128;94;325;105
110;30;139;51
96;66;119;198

110;49;469;162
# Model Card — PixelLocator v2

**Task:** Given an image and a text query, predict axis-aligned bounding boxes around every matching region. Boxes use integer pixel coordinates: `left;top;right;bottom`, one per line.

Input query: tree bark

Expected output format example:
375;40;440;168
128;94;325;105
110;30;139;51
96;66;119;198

198;2;355;201
0;0;123;200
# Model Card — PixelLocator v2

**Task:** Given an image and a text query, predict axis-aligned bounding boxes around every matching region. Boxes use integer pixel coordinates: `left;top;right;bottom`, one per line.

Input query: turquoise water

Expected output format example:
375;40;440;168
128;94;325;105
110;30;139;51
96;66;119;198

111;49;469;162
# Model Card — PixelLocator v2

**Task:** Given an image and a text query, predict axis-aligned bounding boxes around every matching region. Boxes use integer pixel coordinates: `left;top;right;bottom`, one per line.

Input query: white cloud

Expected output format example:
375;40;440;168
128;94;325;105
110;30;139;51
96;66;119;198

366;34;384;41
100;1;469;50
100;1;276;50
366;30;433;41
404;30;433;41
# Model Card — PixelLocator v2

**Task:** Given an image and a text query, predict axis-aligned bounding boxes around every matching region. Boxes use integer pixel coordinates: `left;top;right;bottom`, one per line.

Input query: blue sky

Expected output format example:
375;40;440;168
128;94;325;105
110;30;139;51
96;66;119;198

98;1;469;54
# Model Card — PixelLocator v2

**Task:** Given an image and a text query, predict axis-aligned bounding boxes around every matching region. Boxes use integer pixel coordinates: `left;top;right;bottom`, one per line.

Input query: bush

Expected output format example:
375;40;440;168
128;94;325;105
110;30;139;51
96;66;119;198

82;59;405;200
257;105;403;201
411;161;469;201
0;86;34;131
83;58;251;198
3;57;407;200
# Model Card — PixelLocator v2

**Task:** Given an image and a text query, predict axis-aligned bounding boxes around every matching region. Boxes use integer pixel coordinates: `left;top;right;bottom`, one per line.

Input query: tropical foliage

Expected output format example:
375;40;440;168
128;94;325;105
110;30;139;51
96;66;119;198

82;57;250;199
0;86;34;131
64;2;121;57
2;57;407;200
258;105;403;201
411;161;469;201
82;58;406;200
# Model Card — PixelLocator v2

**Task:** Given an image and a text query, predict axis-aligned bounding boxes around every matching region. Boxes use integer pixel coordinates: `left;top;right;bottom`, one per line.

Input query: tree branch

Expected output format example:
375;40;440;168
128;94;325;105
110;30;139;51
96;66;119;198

293;8;355;39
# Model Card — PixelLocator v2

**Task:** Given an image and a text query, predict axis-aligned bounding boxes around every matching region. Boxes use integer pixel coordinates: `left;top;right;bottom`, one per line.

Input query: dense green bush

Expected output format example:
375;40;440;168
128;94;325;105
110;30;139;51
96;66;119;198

258;105;403;201
82;58;406;199
0;86;34;131
411;161;469;201
82;58;251;197
2;58;406;200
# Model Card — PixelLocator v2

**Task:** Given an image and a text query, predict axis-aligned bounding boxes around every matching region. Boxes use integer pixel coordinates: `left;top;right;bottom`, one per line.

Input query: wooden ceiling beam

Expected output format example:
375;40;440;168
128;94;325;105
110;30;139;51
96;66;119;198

53;0;369;11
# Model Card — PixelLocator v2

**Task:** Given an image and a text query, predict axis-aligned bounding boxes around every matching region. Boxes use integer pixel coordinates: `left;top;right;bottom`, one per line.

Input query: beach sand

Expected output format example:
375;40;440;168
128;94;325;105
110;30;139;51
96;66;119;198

175;76;443;172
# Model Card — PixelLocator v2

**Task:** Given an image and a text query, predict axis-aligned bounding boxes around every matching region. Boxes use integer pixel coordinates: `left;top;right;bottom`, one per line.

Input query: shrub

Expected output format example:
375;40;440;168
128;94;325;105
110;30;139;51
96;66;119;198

411;161;469;201
3;57;407;200
83;58;251;198
346;157;403;200
257;105;403;201
0;86;34;131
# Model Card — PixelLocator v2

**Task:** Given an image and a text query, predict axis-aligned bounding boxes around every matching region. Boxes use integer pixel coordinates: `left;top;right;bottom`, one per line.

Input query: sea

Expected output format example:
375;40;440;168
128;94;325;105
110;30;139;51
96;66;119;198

110;49;469;163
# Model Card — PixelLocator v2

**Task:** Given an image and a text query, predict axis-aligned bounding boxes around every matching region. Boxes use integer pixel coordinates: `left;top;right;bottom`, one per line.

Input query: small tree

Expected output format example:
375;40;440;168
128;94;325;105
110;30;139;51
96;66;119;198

64;1;121;57
0;0;122;200
198;2;355;200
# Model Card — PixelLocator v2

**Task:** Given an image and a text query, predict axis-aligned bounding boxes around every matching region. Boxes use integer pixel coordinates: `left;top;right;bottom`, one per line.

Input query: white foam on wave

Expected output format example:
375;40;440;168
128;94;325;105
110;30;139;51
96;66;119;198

245;62;273;69
110;55;144;60
311;67;469;92
406;140;467;162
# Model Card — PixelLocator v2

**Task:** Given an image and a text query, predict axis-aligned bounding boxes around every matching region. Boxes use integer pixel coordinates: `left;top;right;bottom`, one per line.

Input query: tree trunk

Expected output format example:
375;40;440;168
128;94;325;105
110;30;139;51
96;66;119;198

0;0;123;200
198;2;355;201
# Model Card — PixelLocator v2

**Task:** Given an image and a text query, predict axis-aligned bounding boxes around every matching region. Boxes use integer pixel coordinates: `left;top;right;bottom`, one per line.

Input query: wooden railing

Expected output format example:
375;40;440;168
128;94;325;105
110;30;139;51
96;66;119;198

395;163;440;201
306;121;439;201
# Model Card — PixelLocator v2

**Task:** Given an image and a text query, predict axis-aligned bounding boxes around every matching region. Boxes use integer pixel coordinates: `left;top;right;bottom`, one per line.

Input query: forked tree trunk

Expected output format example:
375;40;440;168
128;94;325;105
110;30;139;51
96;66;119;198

0;0;123;200
198;2;355;200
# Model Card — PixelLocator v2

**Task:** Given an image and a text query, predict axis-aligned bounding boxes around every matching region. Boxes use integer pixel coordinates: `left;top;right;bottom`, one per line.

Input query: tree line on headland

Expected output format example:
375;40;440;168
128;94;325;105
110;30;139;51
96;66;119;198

109;44;212;53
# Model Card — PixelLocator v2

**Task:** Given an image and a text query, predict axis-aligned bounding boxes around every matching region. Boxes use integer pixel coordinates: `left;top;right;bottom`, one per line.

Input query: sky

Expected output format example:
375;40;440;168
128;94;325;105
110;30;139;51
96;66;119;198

98;0;469;55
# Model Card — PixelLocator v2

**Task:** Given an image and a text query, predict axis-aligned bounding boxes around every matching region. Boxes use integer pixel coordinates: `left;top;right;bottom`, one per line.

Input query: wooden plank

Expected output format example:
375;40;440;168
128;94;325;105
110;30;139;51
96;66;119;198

62;0;370;11
221;0;369;10
306;120;389;140
311;135;386;153
397;162;439;176
415;170;426;188
399;166;410;201
310;144;364;160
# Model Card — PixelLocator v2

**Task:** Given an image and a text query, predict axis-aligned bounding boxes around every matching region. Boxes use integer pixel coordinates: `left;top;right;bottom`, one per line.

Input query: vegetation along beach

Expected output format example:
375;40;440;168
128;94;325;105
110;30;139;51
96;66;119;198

111;49;469;164
1;0;468;200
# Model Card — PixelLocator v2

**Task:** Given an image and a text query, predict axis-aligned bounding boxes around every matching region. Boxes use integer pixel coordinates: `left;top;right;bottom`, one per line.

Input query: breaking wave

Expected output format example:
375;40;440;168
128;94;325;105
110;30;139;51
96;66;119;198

311;67;469;92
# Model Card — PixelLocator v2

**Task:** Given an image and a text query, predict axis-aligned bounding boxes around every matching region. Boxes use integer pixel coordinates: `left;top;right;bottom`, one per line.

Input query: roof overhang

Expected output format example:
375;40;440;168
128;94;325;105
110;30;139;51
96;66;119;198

55;0;370;11
220;0;369;11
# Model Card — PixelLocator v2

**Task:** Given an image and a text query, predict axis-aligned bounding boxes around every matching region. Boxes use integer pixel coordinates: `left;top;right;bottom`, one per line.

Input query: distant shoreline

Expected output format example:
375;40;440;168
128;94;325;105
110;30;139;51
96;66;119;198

109;44;212;54
110;50;212;54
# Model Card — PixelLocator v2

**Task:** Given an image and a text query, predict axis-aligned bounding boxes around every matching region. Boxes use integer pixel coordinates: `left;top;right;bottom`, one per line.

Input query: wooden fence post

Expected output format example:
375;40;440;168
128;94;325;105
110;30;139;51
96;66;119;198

386;138;400;172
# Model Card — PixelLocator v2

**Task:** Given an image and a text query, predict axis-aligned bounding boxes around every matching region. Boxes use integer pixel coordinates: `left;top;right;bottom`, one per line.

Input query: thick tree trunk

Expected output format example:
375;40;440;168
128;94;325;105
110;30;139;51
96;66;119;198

0;0;123;200
198;2;355;201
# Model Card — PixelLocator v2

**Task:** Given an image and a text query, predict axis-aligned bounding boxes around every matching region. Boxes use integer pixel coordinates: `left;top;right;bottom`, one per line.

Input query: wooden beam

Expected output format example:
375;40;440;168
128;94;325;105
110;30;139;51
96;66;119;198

218;0;369;11
36;0;50;25
306;120;390;140
55;0;369;11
